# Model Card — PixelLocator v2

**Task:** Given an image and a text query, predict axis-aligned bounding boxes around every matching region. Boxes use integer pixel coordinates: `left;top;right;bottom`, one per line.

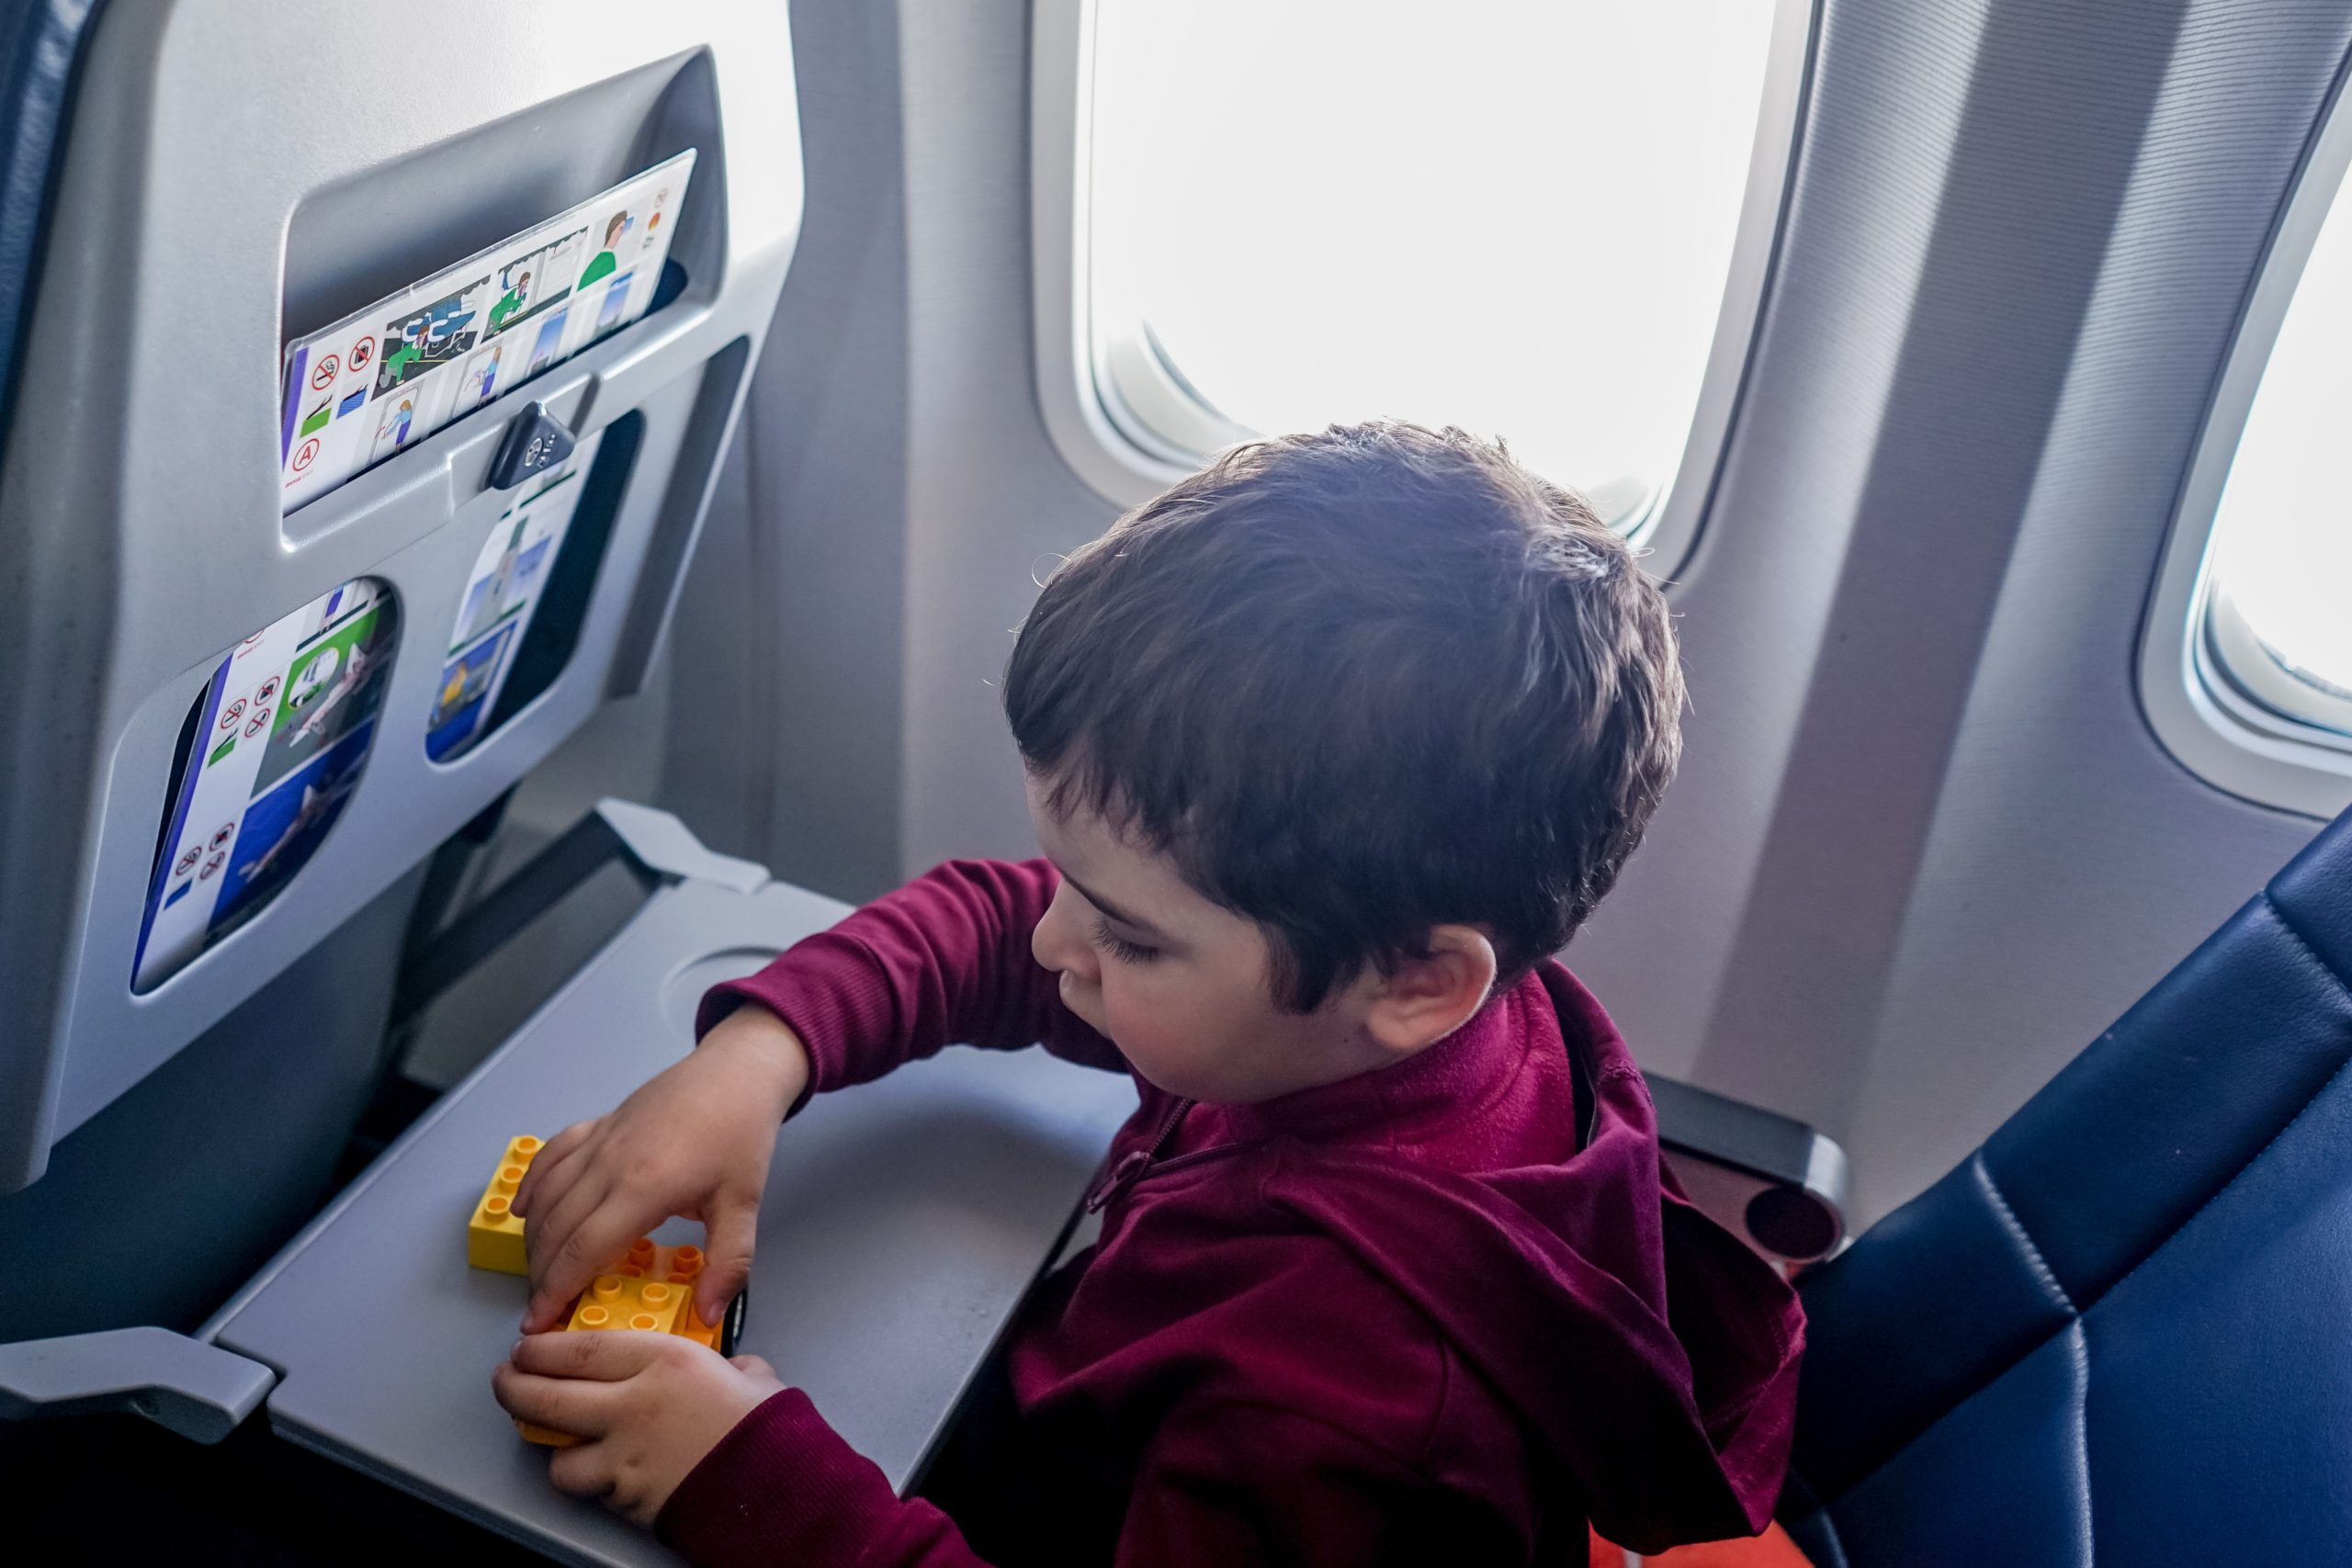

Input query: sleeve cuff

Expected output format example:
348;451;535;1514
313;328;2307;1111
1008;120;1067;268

655;1387;906;1567
695;930;901;1102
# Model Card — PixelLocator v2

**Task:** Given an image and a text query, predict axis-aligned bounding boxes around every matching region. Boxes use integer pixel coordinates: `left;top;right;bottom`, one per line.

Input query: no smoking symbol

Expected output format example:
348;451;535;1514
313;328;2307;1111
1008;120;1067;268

219;697;247;731
310;354;339;390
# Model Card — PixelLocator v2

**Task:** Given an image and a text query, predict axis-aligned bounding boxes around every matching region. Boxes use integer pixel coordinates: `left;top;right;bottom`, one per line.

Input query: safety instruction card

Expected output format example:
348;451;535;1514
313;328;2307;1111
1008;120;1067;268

135;580;398;989
425;432;603;761
277;151;694;512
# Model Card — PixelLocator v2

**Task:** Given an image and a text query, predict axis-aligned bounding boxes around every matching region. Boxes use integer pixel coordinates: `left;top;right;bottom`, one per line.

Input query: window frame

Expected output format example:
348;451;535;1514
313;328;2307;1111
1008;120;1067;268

2140;60;2352;821
1029;0;1820;577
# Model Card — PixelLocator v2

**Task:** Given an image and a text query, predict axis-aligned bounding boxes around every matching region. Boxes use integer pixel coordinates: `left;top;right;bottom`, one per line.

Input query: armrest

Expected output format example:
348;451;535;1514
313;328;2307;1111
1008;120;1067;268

1645;1073;1849;1262
0;1326;274;1443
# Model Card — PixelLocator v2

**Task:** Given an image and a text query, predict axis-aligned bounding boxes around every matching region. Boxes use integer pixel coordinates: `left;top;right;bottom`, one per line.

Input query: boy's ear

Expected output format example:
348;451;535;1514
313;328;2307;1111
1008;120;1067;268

1363;925;1498;1055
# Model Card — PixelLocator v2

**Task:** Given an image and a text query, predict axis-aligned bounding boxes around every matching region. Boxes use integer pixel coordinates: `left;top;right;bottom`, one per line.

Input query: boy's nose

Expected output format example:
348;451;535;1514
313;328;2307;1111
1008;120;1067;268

1032;884;1097;982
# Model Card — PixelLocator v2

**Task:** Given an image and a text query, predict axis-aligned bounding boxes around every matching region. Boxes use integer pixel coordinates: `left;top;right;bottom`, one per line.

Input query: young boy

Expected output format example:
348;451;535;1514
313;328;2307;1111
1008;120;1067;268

492;423;1804;1564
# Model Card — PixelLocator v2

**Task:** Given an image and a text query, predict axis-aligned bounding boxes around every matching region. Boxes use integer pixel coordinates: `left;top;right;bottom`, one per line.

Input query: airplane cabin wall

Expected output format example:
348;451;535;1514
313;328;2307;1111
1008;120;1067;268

1575;0;2342;1224
896;0;1119;875
671;0;1110;897
669;0;2341;1227
666;0;915;897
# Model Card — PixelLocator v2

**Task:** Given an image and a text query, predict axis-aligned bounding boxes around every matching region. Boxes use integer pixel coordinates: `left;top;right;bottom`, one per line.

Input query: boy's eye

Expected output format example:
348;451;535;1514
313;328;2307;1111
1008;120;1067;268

1091;916;1159;964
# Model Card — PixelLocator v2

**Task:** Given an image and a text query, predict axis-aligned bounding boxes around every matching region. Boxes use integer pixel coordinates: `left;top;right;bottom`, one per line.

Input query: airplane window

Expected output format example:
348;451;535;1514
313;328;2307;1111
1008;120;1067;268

2203;162;2352;739
1081;0;1780;530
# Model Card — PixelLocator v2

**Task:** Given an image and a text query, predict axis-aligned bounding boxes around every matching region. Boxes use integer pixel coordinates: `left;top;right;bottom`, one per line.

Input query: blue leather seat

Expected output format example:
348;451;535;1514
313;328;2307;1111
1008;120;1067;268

0;3;105;444
1781;804;2352;1564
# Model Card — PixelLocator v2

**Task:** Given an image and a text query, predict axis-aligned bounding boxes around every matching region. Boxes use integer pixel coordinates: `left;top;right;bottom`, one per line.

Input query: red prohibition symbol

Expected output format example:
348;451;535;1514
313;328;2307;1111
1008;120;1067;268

310;354;340;390
245;706;273;739
348;336;376;373
209;822;235;851
219;696;247;732
201;851;226;881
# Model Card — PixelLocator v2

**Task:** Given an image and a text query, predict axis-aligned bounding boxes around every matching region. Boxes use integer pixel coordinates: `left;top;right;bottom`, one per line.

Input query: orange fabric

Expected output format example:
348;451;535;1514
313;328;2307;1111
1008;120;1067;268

1581;1254;1816;1564
1589;1523;1814;1568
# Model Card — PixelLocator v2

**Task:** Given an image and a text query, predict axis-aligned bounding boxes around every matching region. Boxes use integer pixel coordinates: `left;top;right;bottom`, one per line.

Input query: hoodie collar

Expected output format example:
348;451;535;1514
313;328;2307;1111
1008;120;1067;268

1219;975;1555;1145
1251;961;1805;1550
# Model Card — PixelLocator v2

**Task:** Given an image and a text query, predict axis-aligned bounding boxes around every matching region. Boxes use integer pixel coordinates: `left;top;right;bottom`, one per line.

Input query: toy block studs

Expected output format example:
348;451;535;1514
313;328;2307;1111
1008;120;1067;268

468;1140;753;1445
467;1134;543;1275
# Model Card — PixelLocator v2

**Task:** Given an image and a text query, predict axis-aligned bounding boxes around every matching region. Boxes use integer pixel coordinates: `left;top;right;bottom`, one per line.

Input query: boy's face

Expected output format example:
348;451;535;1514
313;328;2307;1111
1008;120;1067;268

1025;773;1487;1105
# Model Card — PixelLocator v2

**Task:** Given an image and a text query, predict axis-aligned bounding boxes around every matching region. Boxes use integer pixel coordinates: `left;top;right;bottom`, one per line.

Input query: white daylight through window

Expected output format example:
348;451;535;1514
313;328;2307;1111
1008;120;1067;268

2205;153;2352;736
1083;0;1782;528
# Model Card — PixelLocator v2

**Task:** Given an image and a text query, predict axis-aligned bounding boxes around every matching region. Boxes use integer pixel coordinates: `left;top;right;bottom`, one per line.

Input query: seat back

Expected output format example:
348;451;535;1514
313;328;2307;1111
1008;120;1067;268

0;7;800;1201
1781;805;2352;1566
0;6;801;1351
0;2;96;457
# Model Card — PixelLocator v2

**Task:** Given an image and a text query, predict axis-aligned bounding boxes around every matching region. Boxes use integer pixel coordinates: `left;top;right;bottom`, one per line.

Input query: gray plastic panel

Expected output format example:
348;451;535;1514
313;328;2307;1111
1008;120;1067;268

0;3;806;1188
0;1326;273;1445
209;874;1137;1568
594;797;767;892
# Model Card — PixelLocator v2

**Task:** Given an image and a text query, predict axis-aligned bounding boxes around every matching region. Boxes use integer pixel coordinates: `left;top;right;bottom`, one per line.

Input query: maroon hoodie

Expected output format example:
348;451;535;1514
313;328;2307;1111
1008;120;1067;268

660;859;1803;1565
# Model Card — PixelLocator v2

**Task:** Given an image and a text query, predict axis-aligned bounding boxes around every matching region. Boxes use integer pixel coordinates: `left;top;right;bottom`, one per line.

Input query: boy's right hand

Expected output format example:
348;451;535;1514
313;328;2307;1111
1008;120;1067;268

512;1004;812;1333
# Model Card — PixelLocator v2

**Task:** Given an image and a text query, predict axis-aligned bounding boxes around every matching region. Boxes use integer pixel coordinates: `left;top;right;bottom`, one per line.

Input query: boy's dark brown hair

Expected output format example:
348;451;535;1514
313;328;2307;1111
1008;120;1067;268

1004;421;1683;1011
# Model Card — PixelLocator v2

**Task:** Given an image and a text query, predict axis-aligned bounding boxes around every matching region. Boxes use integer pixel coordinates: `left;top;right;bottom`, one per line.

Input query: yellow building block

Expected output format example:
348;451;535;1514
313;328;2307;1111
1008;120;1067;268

467;1134;543;1275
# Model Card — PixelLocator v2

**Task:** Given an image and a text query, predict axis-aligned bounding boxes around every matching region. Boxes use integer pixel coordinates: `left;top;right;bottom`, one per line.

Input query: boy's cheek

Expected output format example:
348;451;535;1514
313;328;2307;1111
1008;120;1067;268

1057;970;1112;1037
1099;1011;1193;1095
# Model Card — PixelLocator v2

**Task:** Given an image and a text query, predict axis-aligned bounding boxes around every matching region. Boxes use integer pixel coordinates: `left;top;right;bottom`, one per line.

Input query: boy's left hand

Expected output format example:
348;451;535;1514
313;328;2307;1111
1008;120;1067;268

492;1331;786;1527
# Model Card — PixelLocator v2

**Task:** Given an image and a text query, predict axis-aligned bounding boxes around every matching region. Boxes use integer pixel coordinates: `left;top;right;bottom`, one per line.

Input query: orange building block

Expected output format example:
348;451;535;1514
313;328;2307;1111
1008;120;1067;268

517;1236;728;1446
568;1269;690;1336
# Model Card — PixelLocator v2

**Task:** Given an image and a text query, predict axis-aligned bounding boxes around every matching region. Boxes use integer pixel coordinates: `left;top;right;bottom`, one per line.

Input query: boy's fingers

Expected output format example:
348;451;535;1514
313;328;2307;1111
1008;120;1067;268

512;1328;668;1381
522;1241;583;1335
729;1354;776;1379
524;1195;625;1332
525;1242;616;1333
510;1335;668;1382
512;1121;594;1218
492;1361;620;1437
547;1438;616;1500
525;1168;648;1324
696;1192;762;1325
520;1296;569;1337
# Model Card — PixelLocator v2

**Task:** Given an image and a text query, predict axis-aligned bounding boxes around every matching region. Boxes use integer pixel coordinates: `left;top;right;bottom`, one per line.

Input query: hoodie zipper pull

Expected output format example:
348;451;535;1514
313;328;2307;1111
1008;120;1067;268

1085;1150;1151;1213
1085;1097;1195;1213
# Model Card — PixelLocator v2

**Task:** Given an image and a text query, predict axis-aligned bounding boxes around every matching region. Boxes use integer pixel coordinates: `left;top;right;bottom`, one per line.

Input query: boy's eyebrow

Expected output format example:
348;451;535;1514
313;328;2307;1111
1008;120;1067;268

1061;872;1166;939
